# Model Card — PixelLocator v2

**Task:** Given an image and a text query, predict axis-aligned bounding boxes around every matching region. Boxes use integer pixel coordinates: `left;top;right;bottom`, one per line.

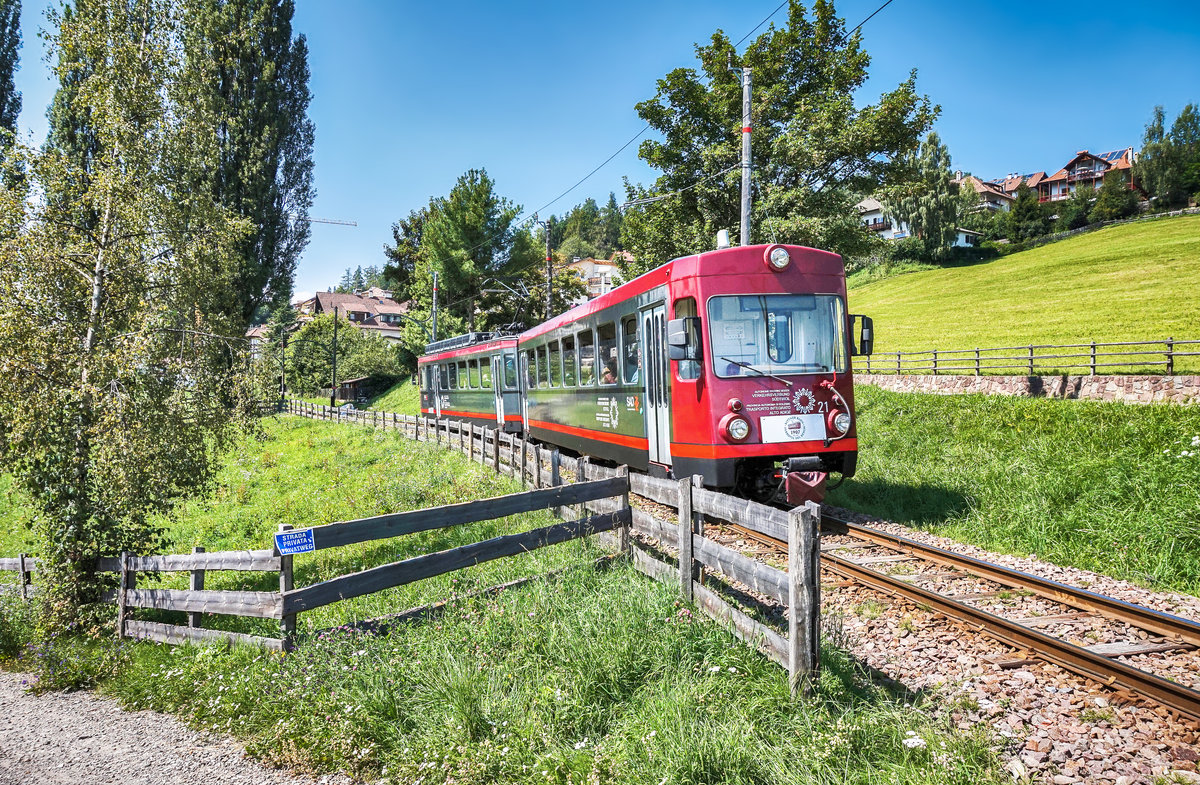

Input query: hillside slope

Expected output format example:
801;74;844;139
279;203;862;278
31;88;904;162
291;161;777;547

847;215;1200;368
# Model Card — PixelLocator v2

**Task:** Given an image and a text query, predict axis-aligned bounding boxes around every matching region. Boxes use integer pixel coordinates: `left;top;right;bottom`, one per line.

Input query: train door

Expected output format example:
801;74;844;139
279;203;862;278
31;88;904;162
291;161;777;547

640;304;671;465
491;354;505;426
431;364;442;418
518;350;530;427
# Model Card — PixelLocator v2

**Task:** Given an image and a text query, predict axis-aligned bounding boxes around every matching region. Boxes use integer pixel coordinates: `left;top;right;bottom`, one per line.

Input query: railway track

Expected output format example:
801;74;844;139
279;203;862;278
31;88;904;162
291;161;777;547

714;513;1200;724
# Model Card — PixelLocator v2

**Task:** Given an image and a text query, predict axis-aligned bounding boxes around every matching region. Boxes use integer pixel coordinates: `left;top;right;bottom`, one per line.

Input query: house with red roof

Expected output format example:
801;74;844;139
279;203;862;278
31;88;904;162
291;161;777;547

293;288;411;343
1034;148;1137;203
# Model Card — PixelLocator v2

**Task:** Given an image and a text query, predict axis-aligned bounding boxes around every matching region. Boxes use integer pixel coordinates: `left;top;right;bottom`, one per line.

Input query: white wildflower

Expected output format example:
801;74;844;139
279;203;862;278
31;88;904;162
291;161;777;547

902;736;927;749
709;666;721;673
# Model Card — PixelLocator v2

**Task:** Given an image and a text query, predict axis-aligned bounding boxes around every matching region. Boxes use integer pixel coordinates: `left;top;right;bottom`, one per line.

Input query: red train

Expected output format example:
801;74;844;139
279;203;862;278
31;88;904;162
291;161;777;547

418;243;873;505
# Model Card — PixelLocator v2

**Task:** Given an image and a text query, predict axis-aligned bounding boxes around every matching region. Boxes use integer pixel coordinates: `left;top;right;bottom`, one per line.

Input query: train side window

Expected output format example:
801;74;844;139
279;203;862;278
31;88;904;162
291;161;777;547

525;349;537;389
458;361;469;389
621;316;640;384
562;334;576;386
578;329;595;386
503;352;517;389
548;341;562;387
469;359;480;388
674;297;701;380
447;362;457;390
481;356;493;389
536;345;549;389
597;323;617;385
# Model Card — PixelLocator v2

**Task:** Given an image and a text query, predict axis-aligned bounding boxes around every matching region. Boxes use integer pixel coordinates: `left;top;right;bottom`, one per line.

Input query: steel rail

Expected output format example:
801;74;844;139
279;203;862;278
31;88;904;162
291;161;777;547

820;513;1200;647
820;551;1200;723
726;521;1200;723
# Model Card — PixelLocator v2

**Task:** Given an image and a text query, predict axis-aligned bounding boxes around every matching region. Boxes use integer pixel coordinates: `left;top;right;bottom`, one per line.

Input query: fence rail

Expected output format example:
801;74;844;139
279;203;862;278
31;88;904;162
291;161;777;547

860;338;1200;376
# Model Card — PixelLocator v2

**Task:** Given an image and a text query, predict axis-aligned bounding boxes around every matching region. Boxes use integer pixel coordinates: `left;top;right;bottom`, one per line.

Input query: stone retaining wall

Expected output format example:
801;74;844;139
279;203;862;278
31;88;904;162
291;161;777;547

854;373;1200;404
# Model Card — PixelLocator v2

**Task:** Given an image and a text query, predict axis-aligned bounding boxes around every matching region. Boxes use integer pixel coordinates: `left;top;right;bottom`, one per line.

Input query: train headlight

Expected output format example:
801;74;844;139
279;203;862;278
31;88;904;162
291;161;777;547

765;245;791;271
829;410;852;434
720;414;751;442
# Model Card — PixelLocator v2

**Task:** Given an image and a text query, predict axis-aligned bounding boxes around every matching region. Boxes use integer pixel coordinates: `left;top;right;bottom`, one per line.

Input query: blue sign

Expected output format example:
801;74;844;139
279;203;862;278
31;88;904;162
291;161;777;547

274;528;315;555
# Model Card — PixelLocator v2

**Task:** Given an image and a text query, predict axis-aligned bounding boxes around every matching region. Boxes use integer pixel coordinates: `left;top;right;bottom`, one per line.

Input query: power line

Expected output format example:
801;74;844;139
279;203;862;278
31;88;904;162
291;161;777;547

621;163;741;210
734;0;788;48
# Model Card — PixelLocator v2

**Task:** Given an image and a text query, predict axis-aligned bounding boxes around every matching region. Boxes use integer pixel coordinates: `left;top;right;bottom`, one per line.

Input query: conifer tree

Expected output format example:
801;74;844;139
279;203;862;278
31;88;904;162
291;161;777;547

1089;170;1137;222
1007;183;1049;241
880;131;958;260
183;0;315;327
0;0;19;139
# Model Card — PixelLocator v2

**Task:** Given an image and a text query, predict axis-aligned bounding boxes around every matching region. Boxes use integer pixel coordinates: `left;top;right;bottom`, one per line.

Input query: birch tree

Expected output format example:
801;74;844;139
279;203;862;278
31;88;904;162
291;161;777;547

0;0;252;626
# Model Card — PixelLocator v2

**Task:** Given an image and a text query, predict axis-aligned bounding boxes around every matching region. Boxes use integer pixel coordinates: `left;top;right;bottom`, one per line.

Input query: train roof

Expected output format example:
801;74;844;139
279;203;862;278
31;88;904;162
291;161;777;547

521;243;844;341
419;332;518;363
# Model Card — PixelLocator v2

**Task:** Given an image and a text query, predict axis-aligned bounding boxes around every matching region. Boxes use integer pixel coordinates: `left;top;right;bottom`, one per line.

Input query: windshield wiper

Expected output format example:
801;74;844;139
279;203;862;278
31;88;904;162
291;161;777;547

720;357;794;386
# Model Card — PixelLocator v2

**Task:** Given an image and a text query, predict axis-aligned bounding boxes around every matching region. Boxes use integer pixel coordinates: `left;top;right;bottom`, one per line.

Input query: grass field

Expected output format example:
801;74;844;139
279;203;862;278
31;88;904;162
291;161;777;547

830;386;1200;594
847;214;1200;371
368;379;421;415
0;418;1001;785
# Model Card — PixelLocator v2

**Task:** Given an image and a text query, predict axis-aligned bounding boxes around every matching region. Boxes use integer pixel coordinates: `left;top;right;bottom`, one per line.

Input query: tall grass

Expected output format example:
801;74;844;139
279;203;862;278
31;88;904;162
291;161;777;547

107;565;999;784
847;214;1200;371
831;386;1200;593
1;415;1002;784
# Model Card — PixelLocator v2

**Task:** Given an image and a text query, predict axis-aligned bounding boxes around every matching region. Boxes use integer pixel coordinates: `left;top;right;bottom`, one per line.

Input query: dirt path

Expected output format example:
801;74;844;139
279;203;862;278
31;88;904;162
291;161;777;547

0;671;359;785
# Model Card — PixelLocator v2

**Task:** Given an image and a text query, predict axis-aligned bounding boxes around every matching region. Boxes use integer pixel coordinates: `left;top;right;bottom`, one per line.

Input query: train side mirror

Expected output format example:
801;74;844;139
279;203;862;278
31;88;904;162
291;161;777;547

850;314;874;356
667;317;702;362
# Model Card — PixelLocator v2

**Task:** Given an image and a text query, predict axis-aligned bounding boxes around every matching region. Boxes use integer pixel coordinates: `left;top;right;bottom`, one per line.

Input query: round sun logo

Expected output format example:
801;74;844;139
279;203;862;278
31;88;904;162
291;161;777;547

792;387;816;414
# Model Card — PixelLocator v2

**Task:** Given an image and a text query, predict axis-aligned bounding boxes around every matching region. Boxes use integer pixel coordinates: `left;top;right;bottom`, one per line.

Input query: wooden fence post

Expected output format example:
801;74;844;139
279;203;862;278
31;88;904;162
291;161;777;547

493;429;500;472
520;437;529;488
677;477;694;603
1090;341;1097;375
16;553;28;601
188;546;205;628
617;466;631;556
1167;337;1175;376
788;502;821;698
551;450;562;518
932;349;938;375
895;351;901;374
975;347;981;376
576;456;590;516
116;551;131;640
277;524;296;651
1027;344;1034;376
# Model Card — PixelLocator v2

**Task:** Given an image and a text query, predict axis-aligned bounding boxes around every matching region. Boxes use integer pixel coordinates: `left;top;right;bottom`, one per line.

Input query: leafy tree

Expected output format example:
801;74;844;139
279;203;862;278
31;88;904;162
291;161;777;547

1171;104;1200;199
0;0;253;626
1135;104;1200;208
1006;183;1049;241
284;313;404;394
382;206;427;301
0;0;18;138
558;233;601;263
621;0;936;275
1053;185;1094;232
183;0;314;328
1089;170;1137;222
879;131;958;260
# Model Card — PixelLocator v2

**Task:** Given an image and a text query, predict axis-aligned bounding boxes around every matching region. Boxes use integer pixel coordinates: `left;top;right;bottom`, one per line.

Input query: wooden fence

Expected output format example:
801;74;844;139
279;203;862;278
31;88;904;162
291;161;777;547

859;337;1200;376
2;398;825;694
284;399;824;694
0;555;36;600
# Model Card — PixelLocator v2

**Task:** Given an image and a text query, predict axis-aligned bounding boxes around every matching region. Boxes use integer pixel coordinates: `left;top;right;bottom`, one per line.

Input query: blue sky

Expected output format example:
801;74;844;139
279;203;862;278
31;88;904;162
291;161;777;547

12;1;1200;299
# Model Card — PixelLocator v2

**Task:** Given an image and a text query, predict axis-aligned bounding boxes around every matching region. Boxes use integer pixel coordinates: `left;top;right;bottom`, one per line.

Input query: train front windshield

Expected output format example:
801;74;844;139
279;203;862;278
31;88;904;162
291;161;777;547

707;294;847;378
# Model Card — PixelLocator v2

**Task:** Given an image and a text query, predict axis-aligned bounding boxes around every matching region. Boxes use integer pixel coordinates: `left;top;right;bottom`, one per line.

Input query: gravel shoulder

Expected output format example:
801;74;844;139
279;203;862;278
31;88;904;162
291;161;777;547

0;671;359;785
